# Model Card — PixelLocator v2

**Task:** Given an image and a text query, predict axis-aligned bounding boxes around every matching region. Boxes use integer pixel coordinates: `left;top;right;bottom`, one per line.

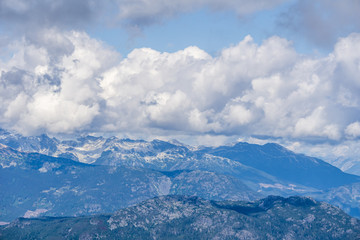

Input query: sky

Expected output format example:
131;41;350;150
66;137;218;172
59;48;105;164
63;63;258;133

1;0;360;165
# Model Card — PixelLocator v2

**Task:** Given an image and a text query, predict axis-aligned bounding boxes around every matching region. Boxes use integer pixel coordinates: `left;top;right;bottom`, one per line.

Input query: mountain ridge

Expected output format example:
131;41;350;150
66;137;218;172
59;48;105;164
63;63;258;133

1;195;359;240
1;128;360;220
0;144;260;222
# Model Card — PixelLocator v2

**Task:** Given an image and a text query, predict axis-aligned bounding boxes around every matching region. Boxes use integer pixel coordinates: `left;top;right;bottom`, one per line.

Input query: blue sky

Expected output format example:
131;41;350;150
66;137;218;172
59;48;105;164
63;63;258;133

88;8;277;56
1;0;360;166
87;0;320;56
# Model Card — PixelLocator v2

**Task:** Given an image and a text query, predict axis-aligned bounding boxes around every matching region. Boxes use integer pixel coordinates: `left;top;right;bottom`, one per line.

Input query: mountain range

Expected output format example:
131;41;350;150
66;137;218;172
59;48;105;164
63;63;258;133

1;195;359;240
1;127;360;236
0;143;260;222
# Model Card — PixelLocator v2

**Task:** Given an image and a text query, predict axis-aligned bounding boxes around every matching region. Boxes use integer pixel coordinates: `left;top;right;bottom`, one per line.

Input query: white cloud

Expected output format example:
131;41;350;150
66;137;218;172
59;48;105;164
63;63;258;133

293;107;341;140
95;33;358;140
19;91;99;134
0;29;119;135
145;90;192;129
334;33;360;90
222;104;253;127
1;30;360;144
188;109;218;133
345;122;360;139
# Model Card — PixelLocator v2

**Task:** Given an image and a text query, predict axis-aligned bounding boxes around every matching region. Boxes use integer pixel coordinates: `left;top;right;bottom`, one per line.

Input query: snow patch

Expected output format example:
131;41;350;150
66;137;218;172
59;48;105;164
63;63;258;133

23;209;48;218
1;161;17;168
38;162;59;173
258;183;302;191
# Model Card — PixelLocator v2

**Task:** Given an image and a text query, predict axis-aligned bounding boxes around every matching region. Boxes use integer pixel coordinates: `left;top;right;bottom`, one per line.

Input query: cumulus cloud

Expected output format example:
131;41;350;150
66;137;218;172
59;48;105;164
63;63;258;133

17;91;99;133
0;29;119;135
293;107;341;140
345;122;360;139
1;30;360;143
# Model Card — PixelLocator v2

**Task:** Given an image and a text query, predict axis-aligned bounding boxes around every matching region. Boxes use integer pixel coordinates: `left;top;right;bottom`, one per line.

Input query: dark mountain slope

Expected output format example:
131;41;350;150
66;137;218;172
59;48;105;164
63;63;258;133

1;195;359;240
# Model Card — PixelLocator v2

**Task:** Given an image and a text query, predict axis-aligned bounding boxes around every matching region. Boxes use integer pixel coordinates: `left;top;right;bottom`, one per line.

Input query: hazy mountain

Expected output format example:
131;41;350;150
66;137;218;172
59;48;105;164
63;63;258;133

1;195;359;240
2;128;360;220
0;144;259;222
330;156;360;176
2;129;358;190
204;142;360;189
0;129;319;195
308;182;360;218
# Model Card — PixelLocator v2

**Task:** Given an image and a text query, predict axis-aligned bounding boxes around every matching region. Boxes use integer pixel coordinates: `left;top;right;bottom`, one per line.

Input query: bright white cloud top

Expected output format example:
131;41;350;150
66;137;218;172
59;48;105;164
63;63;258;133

1;0;360;165
1;31;360;142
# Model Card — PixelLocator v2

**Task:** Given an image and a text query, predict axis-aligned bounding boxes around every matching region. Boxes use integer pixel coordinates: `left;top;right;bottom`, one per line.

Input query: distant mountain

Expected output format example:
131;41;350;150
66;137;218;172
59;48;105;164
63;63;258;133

0;129;318;195
1;128;360;220
0;144;259;222
309;182;360;218
1;195;359;240
0;129;58;156
204;142;360;189
2;129;358;190
330;156;360;176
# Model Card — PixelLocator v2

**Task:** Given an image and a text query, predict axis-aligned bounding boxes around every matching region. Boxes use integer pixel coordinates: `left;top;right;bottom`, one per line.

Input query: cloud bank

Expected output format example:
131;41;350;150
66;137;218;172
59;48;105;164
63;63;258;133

1;29;360;143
